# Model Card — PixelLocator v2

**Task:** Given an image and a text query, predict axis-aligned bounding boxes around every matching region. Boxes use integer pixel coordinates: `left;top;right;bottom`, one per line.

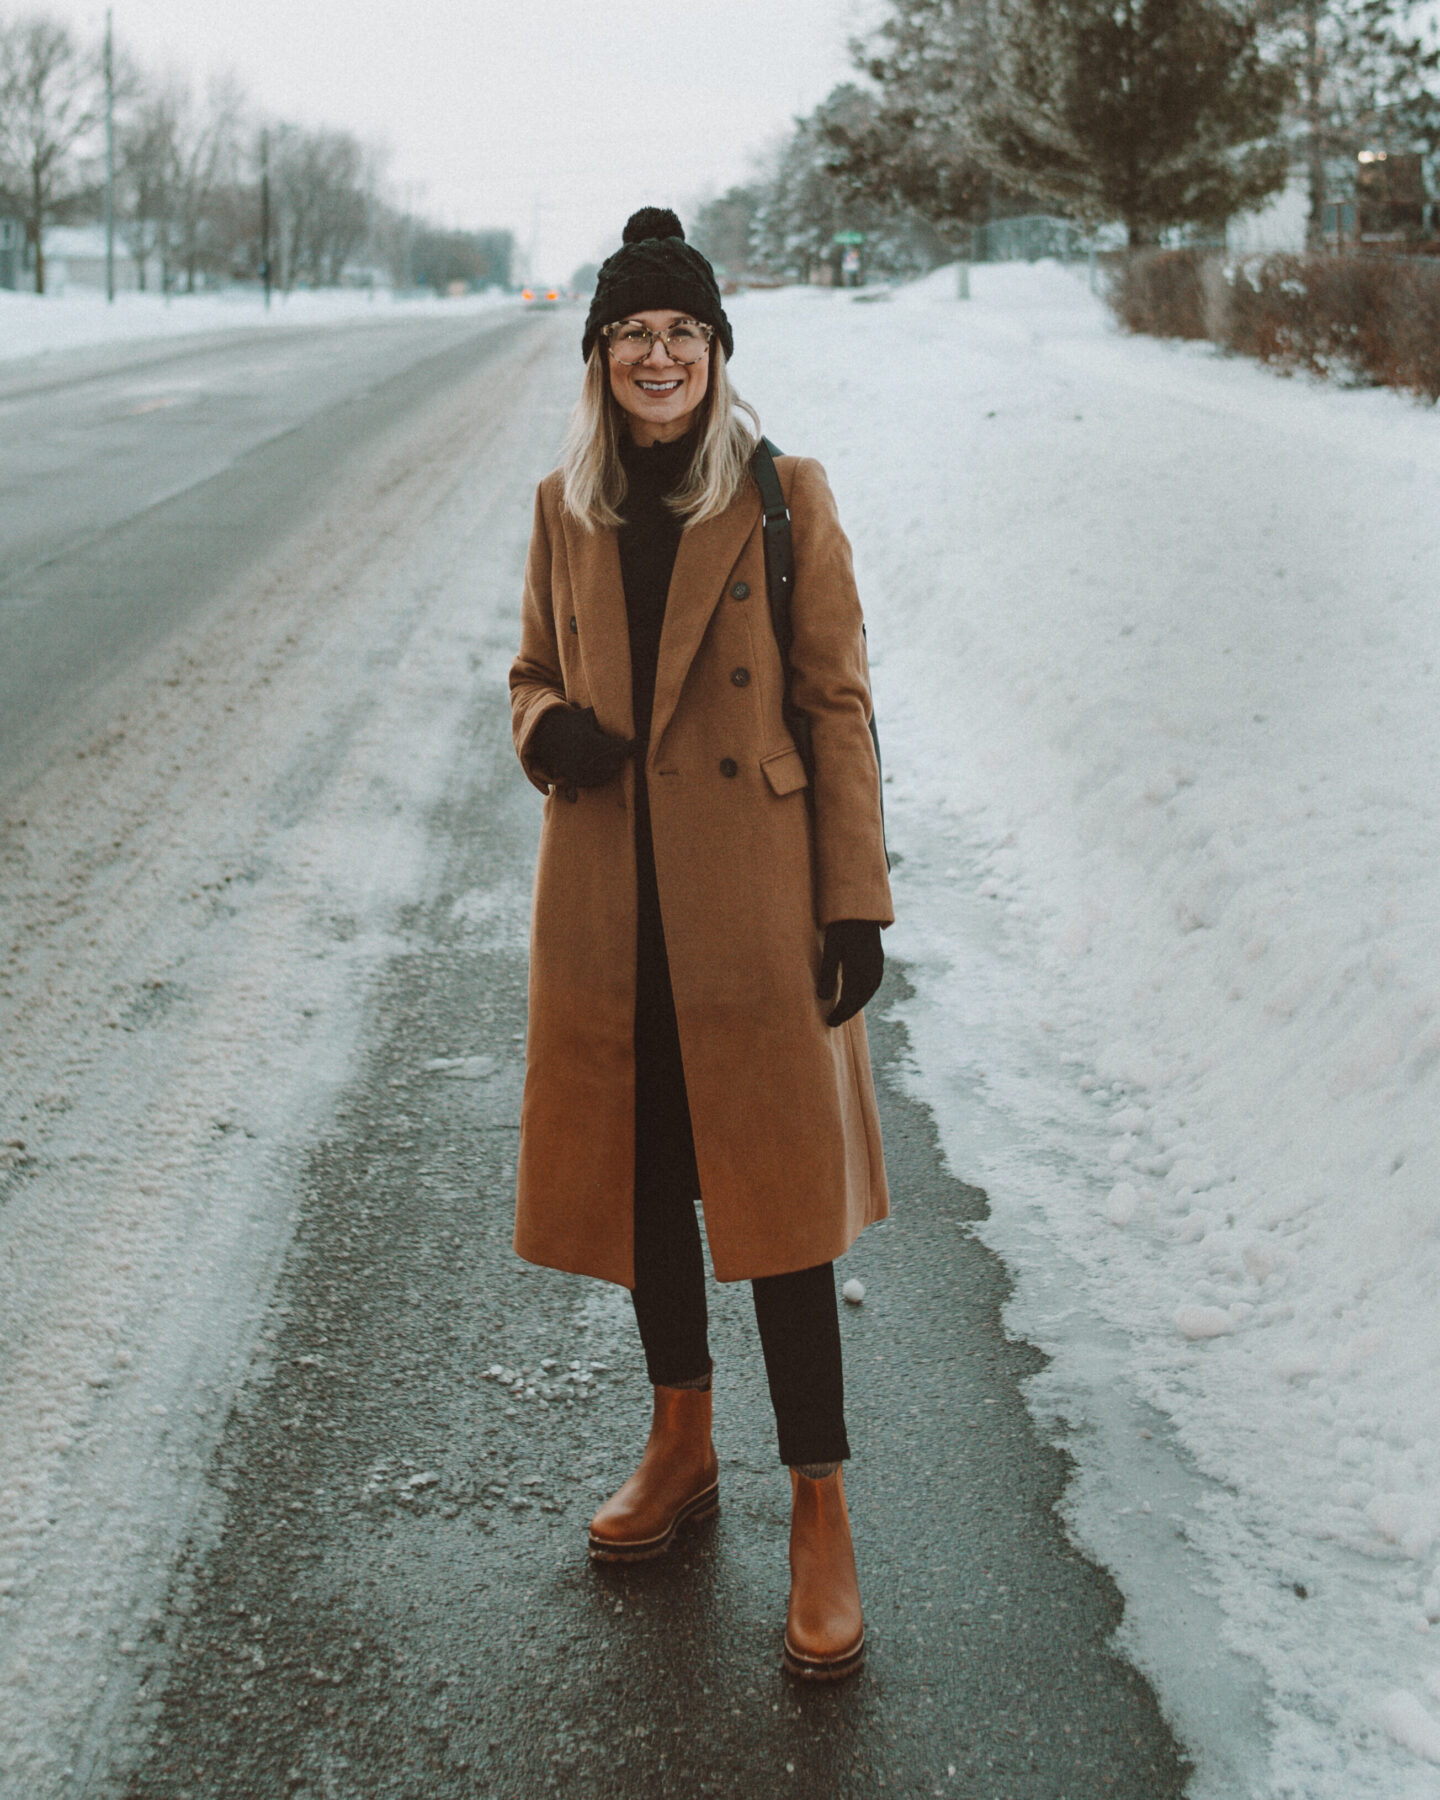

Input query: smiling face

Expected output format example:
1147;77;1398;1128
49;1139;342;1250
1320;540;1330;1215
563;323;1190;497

606;308;711;446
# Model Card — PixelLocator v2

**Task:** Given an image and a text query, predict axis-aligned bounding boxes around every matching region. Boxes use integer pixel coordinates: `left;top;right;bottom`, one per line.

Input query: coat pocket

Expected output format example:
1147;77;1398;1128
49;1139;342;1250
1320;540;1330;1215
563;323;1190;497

760;747;810;797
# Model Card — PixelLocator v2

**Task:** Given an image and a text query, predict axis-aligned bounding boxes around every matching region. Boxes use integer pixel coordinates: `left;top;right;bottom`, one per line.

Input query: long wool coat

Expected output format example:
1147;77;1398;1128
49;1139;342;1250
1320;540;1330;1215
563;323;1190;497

509;453;893;1286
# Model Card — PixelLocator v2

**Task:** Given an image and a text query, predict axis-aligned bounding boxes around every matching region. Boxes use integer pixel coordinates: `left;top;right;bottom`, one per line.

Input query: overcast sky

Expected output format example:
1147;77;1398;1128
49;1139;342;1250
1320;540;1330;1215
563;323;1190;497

46;0;881;278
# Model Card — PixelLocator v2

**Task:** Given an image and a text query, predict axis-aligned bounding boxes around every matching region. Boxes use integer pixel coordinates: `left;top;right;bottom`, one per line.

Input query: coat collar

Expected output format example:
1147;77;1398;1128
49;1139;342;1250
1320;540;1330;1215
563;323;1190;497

559;477;760;754
648;484;759;754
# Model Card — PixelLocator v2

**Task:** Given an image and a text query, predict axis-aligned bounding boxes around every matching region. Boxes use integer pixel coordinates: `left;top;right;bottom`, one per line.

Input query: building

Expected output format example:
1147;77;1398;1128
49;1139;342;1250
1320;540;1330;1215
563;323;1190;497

34;224;162;293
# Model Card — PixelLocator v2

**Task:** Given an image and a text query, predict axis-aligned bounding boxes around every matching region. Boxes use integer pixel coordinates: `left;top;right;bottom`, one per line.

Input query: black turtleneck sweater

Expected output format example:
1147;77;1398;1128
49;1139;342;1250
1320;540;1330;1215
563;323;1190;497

618;430;693;748
619;429;702;1195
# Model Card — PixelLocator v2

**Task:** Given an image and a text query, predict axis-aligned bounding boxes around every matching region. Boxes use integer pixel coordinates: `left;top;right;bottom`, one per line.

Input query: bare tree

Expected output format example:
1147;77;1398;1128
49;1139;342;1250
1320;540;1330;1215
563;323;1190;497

169;74;245;291
116;79;179;289
0;11;101;293
2;14;490;299
271;124;369;288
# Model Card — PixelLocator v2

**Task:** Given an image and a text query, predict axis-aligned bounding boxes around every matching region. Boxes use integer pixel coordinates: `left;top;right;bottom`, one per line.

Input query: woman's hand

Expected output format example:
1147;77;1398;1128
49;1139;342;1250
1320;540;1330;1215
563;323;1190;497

817;920;884;1027
530;705;635;788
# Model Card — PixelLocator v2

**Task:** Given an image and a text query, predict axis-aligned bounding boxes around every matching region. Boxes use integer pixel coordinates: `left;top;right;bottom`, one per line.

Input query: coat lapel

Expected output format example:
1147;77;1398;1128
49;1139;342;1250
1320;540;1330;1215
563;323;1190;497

649;487;759;755
565;517;635;742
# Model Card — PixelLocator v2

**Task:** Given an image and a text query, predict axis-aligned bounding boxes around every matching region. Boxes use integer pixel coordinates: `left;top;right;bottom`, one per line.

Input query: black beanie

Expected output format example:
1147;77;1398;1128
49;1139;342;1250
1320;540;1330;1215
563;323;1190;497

582;207;734;364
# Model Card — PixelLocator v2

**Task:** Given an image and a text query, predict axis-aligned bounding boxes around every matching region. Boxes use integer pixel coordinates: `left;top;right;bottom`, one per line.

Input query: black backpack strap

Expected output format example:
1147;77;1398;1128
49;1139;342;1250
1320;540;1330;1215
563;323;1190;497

750;438;888;866
751;438;811;793
752;436;796;658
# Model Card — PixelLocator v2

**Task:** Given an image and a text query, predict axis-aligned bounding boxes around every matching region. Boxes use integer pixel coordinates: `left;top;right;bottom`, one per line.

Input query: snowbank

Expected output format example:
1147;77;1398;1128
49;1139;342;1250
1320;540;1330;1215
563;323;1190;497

0;285;511;367
734;265;1440;1798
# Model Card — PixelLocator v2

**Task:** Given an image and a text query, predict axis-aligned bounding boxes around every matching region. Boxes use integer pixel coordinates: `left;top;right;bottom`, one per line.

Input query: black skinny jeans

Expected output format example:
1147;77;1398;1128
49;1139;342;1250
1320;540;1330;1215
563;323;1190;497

628;784;850;1469
630;1178;851;1468
618;453;848;1469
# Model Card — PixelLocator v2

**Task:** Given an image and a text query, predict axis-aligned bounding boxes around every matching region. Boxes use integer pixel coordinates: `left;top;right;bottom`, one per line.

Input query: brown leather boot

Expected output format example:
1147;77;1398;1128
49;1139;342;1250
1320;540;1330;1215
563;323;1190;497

587;1383;719;1563
782;1465;866;1679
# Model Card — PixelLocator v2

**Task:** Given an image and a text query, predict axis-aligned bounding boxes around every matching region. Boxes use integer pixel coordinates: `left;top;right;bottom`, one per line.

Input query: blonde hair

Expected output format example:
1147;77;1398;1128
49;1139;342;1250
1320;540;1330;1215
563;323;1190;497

559;339;761;532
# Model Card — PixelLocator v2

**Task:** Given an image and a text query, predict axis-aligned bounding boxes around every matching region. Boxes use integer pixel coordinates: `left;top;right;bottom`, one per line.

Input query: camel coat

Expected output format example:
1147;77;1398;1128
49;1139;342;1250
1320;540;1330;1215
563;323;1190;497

509;453;893;1286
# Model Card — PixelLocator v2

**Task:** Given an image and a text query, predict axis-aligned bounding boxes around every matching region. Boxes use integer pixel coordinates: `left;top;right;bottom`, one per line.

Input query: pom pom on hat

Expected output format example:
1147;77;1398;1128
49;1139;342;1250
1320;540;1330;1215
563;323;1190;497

623;207;685;244
582;205;733;363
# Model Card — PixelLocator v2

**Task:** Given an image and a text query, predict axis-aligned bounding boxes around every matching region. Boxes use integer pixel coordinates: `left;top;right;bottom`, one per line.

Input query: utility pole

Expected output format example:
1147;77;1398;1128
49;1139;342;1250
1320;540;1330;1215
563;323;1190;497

260;128;272;309
104;9;115;304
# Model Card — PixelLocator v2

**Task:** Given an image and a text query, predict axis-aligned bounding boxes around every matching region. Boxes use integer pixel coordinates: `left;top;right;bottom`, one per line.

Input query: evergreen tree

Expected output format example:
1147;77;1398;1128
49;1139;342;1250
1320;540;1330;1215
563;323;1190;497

828;0;1002;236
749;88;946;282
690;184;765;280
967;0;1294;244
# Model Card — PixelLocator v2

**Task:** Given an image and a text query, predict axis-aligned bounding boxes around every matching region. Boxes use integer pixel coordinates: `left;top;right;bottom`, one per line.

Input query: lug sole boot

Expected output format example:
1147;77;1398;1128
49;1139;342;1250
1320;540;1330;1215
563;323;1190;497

782;1466;866;1680
587;1382;720;1564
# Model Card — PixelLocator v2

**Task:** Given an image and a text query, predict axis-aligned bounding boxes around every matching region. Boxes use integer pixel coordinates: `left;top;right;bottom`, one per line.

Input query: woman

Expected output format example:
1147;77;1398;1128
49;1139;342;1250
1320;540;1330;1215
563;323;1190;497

509;208;892;1680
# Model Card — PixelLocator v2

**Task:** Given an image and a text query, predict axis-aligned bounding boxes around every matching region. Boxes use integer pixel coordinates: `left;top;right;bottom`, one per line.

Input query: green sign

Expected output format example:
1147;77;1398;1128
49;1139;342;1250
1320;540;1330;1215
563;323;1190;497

833;230;866;246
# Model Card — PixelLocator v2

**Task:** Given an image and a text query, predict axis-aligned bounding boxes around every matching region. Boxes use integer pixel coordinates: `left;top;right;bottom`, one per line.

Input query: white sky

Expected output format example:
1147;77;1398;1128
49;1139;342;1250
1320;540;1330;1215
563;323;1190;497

46;0;880;278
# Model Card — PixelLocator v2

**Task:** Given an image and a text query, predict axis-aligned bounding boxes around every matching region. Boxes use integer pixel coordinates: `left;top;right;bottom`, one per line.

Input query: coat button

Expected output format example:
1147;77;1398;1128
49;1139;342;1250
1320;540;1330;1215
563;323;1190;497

730;581;750;600
568;616;578;633
719;757;738;778
730;667;751;688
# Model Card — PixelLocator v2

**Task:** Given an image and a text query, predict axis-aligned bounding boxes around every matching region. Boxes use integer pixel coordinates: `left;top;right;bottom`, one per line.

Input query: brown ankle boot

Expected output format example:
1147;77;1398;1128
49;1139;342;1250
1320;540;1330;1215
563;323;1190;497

587;1383;720;1562
782;1465;866;1679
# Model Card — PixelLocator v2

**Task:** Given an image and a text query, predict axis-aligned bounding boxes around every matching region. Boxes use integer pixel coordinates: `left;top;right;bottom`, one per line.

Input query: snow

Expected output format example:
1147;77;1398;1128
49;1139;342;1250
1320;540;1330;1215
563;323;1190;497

0;284;510;367
733;263;1440;1798
1377;1691;1440;1765
5;255;1440;1791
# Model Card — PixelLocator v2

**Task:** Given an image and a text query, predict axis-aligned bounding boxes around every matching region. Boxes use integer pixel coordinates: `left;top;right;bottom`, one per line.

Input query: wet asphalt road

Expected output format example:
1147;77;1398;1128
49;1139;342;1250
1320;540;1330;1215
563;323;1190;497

111;640;1190;1795
0;310;531;778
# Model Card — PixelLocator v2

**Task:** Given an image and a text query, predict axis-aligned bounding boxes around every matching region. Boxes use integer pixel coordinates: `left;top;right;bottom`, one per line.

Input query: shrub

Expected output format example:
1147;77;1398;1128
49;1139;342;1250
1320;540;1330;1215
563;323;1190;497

1109;248;1440;402
1224;253;1395;384
1107;248;1214;340
1386;260;1440;402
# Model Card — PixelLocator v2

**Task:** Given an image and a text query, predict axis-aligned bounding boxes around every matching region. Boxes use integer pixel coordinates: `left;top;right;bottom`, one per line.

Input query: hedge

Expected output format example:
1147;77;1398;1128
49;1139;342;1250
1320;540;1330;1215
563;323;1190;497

1107;248;1440;402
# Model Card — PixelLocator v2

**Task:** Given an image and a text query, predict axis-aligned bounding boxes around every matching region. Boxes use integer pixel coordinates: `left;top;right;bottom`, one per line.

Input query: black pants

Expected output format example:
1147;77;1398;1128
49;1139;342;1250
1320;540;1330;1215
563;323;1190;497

629;778;849;1467
630;1177;850;1467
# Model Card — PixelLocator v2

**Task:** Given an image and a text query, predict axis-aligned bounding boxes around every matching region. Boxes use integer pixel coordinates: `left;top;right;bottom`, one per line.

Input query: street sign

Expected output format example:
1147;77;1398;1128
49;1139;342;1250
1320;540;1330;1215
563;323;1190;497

833;230;866;246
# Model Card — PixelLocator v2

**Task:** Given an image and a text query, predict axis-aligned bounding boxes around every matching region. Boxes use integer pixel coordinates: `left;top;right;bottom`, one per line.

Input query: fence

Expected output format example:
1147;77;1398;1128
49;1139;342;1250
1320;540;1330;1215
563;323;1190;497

970;215;1089;264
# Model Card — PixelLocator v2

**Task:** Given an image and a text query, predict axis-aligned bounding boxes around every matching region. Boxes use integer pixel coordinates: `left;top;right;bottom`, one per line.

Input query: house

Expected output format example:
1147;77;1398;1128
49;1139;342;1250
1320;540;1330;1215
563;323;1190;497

39;224;161;293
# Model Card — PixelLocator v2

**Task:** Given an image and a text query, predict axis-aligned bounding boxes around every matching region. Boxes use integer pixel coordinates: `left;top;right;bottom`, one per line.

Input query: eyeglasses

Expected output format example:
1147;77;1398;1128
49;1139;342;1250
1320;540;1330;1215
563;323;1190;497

604;319;713;365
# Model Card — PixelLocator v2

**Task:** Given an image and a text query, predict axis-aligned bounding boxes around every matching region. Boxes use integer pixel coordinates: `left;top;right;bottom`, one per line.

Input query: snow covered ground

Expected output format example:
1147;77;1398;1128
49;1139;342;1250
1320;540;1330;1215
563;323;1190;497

735;264;1440;1797
0;284;511;366
5;260;1439;1794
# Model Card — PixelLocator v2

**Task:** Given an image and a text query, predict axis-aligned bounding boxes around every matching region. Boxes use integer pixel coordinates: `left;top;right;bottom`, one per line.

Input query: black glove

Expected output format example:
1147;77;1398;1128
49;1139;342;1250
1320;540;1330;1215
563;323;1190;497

817;920;885;1027
530;705;634;788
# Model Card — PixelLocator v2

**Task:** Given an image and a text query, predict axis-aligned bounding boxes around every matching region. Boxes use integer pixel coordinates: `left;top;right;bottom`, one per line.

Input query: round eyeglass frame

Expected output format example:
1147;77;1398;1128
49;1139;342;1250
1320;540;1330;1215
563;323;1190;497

603;318;714;364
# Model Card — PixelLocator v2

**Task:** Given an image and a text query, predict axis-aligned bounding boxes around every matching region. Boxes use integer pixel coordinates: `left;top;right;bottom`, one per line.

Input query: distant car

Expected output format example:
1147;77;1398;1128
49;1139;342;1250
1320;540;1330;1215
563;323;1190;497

522;284;563;309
